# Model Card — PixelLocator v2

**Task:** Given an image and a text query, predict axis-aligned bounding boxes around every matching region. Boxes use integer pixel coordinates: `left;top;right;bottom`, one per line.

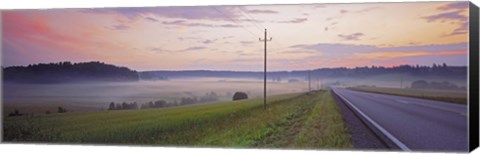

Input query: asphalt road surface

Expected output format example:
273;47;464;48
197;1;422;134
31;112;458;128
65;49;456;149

332;87;468;152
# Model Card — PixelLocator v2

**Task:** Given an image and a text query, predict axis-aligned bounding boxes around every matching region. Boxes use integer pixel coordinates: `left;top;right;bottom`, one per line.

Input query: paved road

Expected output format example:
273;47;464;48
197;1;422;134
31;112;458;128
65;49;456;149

332;87;468;152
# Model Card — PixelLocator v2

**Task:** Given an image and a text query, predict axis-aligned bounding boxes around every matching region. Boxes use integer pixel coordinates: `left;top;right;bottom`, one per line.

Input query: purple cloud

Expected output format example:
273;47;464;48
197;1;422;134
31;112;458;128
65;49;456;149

162;20;240;28
109;24;129;30
149;46;207;53
244;9;278;14
82;6;239;21
354;7;382;13
177;37;201;41
310;5;326;9
219;24;241;28
438;2;469;11
448;21;469;36
277;18;308;23
240;41;255;45
422;8;468;36
338;33;364;41
423;11;467;22
149;47;170;53
289;42;467;53
144;17;158;22
235;50;258;56
202;40;214;44
180;46;207;52
163;20;185;25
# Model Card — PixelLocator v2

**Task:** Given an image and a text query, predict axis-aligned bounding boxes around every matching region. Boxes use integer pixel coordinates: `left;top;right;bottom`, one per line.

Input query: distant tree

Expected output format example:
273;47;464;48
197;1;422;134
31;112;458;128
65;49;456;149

411;80;429;89
108;102;116;110
132;102;138;109
46;110;51;114
233;92;248;101
154;100;167;108
115;104;122;110
121;102;128;110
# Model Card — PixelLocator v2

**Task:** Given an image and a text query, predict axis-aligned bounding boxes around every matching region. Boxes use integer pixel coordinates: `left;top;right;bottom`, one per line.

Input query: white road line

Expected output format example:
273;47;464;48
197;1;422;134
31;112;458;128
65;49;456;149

333;89;411;151
395;99;410;104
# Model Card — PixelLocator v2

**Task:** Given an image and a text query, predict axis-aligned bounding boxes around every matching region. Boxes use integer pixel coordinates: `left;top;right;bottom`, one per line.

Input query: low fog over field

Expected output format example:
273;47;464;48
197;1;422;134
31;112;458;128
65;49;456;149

3;77;310;114
3;71;467;115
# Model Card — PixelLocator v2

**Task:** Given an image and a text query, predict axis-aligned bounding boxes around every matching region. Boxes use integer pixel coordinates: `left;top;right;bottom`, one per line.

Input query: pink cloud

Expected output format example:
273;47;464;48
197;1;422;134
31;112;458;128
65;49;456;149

2;11;135;67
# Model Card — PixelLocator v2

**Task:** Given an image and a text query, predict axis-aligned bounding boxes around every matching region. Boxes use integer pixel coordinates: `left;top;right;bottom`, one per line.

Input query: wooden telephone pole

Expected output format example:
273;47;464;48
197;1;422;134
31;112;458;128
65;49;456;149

308;70;311;92
260;29;272;111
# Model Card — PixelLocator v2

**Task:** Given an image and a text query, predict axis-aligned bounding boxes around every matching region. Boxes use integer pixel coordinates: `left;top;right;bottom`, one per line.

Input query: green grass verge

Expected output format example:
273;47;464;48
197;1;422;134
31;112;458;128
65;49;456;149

349;86;467;105
294;91;352;149
4;91;352;149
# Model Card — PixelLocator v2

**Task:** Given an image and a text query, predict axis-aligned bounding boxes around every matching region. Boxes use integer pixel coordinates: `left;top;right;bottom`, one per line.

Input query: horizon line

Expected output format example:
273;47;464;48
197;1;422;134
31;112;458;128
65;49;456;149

1;61;468;72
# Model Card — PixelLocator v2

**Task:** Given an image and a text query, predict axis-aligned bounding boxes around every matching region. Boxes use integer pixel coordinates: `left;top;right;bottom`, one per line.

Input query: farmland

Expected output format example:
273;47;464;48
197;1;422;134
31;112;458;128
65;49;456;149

3;90;352;149
348;86;467;104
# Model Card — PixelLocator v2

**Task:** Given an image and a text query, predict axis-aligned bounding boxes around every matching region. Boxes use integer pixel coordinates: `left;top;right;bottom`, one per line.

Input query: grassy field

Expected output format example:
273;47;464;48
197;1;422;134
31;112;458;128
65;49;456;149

3;90;351;149
349;86;467;105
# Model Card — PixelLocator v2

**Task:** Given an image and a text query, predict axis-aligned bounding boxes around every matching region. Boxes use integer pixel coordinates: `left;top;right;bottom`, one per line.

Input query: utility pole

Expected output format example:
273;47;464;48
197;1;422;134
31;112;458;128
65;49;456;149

400;76;404;88
308;70;311;92
317;77;319;90
259;29;272;111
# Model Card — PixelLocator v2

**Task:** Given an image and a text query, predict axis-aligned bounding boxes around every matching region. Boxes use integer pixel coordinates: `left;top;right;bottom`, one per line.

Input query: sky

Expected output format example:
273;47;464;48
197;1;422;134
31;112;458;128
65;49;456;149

1;1;470;71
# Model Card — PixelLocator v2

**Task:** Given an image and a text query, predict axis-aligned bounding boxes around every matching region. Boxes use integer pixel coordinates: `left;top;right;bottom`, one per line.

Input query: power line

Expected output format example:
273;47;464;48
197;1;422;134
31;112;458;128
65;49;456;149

210;6;259;39
237;6;288;52
237;6;265;32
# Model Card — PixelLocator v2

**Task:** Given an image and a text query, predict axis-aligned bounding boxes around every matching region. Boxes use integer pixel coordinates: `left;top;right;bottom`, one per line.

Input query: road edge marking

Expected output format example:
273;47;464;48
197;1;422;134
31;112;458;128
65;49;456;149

333;88;412;151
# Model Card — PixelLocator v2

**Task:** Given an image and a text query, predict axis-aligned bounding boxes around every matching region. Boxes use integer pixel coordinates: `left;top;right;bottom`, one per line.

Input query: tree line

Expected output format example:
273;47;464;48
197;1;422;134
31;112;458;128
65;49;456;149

108;92;220;111
3;61;139;84
8;106;68;117
141;63;467;80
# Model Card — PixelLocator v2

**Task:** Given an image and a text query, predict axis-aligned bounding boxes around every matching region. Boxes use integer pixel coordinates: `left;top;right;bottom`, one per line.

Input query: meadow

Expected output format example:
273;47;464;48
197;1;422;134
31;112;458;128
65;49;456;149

3;90;352;149
349;86;467;104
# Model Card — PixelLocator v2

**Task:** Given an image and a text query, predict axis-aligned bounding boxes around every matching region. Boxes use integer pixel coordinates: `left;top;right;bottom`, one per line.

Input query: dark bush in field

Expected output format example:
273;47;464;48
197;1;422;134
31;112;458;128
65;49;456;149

8;109;23;117
57;107;67;113
233;92;248;101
